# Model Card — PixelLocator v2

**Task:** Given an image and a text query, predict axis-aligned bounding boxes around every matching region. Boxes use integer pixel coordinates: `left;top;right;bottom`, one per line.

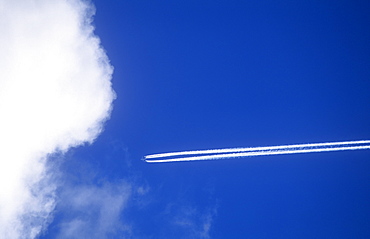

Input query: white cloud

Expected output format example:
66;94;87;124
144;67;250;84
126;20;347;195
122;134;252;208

0;0;115;238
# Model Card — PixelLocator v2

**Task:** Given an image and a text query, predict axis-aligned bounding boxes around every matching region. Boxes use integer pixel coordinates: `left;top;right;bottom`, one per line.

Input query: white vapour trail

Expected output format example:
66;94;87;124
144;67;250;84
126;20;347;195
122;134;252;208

144;140;370;163
145;140;370;159
0;1;115;238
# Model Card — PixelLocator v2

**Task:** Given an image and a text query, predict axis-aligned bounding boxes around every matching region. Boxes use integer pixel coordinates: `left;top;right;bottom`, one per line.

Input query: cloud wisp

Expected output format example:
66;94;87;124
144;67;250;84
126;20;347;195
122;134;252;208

54;182;132;239
144;140;370;163
0;0;115;238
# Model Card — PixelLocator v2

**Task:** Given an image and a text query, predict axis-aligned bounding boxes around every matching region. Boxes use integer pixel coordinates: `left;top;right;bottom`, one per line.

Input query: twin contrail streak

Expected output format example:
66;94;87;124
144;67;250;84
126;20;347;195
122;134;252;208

144;140;370;163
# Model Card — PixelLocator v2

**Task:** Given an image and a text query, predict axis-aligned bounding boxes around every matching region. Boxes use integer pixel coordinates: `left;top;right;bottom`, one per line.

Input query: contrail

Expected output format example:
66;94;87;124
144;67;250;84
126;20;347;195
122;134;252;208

144;140;370;163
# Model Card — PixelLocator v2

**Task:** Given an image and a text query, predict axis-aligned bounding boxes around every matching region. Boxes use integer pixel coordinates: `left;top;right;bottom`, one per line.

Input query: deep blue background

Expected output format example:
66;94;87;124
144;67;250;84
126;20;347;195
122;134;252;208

45;0;370;238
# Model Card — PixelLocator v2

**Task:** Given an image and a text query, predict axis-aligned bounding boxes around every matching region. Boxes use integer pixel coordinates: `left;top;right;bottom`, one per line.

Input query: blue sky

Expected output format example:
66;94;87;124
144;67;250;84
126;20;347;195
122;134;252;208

53;0;370;238
1;0;370;238
48;0;370;238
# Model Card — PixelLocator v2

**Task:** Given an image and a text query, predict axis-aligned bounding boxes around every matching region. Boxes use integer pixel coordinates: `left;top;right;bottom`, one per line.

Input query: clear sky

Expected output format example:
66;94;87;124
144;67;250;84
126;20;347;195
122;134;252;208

1;0;370;238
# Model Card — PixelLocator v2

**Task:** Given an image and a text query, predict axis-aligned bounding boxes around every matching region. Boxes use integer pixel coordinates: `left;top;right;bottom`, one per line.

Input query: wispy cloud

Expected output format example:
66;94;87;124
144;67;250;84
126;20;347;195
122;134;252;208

54;181;132;239
166;203;218;239
0;0;114;238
